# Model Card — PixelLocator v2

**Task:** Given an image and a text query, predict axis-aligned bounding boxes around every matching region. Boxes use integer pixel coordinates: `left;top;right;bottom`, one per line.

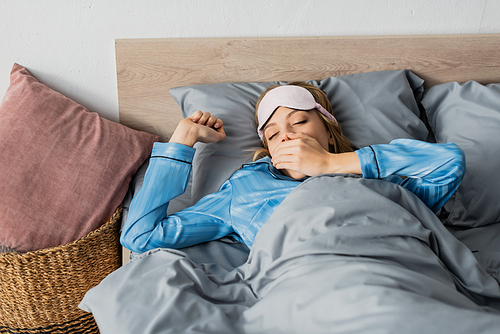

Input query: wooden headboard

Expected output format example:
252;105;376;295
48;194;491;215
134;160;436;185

115;34;500;141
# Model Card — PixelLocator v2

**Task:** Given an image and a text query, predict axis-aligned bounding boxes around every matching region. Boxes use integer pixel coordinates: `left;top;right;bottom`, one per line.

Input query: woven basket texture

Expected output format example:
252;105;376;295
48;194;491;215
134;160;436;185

0;206;122;334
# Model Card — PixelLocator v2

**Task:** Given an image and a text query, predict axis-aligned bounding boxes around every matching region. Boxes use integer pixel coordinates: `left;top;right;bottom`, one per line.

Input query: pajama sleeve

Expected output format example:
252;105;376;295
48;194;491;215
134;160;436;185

120;142;235;253
355;138;466;213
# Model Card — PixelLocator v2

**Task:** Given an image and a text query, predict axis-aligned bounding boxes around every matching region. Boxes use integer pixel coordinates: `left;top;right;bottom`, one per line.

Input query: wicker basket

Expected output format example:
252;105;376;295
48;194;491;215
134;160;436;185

0;206;122;334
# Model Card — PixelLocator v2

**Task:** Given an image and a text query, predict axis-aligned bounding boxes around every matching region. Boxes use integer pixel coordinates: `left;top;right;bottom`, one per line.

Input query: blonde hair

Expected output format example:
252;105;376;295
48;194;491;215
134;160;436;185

252;82;354;161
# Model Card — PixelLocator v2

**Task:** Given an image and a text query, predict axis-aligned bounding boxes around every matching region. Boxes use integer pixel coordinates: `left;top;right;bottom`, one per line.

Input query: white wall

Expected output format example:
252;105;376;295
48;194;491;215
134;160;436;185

1;0;499;122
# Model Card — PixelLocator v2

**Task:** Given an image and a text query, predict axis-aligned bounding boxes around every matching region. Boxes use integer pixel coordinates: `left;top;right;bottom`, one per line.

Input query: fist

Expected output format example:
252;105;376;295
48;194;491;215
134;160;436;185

169;111;226;147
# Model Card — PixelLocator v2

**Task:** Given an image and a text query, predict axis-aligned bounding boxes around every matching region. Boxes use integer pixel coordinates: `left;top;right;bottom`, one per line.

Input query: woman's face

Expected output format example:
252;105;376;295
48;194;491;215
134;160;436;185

263;106;332;179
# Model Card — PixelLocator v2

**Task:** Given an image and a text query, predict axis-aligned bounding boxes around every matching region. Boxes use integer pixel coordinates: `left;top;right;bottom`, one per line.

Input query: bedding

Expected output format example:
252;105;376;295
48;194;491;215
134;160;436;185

421;81;500;228
81;174;500;334
84;35;500;333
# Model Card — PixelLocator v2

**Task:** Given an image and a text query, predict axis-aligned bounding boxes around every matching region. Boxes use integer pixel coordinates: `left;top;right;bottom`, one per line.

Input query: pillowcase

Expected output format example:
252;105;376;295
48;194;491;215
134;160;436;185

0;64;159;252
170;70;428;203
318;70;427;147
421;81;500;227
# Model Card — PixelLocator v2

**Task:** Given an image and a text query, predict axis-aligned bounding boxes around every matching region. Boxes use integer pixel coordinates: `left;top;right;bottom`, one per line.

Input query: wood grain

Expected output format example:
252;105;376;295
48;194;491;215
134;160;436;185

116;35;500;141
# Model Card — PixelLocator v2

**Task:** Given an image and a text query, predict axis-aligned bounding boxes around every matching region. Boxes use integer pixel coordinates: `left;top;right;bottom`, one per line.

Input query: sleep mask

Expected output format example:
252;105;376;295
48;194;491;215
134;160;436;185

257;85;337;139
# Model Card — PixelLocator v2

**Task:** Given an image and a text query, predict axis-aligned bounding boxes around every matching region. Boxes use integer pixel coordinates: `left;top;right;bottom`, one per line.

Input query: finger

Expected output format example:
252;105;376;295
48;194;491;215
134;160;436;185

272;137;305;156
273;157;303;174
189;110;203;122
196;111;212;125
205;114;218;128
284;132;307;140
272;156;295;169
285;132;317;142
284;132;300;139
272;145;297;160
274;160;297;171
271;148;297;166
216;125;226;138
214;118;223;129
197;122;227;143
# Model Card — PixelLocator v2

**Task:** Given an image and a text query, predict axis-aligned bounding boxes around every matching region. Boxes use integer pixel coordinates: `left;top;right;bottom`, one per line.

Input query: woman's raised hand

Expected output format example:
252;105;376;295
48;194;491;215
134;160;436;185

169;111;226;147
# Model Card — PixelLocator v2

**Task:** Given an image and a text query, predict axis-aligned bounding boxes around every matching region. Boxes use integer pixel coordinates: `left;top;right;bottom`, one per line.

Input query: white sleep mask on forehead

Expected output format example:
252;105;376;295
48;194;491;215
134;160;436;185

257;85;337;139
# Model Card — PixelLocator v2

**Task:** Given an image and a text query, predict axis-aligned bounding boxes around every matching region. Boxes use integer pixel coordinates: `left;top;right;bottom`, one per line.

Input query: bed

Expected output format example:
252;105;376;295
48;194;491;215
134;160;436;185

79;35;500;333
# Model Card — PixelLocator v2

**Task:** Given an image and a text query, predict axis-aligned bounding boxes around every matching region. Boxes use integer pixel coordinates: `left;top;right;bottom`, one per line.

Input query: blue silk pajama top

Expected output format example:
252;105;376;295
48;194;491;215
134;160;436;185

121;138;465;254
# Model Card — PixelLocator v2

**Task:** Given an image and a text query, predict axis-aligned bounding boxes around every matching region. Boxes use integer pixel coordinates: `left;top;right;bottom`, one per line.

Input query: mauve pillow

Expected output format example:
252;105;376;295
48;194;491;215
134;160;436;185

421;81;500;227
0;64;159;252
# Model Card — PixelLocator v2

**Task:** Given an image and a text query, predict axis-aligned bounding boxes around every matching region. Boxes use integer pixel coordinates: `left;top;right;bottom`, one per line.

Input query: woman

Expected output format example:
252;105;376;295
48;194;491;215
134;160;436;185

121;83;465;254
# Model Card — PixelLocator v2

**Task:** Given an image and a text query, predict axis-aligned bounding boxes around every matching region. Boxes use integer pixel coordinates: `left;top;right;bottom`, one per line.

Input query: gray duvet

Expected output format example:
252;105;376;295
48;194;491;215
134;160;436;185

80;174;500;333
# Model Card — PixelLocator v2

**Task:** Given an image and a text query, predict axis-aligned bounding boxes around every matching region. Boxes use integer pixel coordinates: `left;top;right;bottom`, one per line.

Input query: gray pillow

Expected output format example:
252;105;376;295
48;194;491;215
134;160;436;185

318;70;427;147
421;81;500;227
170;70;428;203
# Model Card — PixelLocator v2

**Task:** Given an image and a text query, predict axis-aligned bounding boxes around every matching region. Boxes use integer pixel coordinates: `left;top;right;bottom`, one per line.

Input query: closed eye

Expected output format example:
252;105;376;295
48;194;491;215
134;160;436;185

293;120;307;126
268;132;279;141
